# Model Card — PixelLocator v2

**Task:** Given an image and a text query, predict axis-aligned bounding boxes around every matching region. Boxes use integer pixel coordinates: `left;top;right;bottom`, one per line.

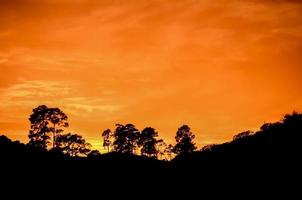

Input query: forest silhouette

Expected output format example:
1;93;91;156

1;105;301;190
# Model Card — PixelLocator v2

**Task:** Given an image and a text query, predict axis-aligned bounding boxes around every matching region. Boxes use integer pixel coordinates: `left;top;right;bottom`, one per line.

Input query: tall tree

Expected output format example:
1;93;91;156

28;105;51;149
173;125;197;155
28;105;69;149
56;133;91;157
48;107;69;148
138;127;160;158
102;129;113;153
113;124;140;154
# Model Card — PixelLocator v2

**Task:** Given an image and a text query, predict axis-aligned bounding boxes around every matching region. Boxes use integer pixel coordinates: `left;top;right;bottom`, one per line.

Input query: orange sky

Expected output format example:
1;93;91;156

1;0;302;151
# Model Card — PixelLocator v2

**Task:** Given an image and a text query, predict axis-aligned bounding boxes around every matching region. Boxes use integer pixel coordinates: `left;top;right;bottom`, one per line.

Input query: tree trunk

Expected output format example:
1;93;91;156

53;124;56;149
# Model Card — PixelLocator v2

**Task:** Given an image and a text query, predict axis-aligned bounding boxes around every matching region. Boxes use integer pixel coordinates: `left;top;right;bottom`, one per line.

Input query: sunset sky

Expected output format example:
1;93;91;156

1;0;302;150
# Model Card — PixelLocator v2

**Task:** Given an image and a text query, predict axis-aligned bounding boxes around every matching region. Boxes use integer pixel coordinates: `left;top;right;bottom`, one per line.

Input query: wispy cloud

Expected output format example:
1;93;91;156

0;80;71;104
64;97;122;114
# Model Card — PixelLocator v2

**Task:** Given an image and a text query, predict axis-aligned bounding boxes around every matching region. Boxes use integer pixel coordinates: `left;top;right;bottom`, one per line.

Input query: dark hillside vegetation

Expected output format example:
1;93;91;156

1;112;301;190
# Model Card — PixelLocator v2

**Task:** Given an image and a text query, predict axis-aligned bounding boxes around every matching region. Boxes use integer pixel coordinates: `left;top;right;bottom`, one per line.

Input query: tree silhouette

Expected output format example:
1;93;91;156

200;144;218;152
164;144;174;161
87;150;101;158
156;139;167;160
113;124;140;154
283;111;302;126
56;133;91;157
0;135;11;144
3;108;302;187
138;127;160;158
28;105;69;149
102;129;113;153
48;107;69;148
28;105;51;149
173;125;197;155
233;131;253;141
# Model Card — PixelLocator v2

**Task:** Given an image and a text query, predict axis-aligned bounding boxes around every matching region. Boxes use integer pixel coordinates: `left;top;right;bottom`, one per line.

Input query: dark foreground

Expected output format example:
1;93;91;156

1;113;302;194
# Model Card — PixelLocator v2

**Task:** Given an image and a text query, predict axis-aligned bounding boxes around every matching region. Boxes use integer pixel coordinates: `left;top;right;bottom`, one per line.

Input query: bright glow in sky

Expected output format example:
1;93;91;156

1;0;302;150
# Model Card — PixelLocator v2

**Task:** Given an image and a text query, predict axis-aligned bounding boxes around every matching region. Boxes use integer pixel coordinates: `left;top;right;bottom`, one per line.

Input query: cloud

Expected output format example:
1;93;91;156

64;97;122;113
0;80;121;112
0;80;72;109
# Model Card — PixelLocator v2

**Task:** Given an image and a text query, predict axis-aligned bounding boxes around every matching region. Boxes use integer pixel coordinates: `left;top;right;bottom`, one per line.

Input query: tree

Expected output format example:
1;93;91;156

233;131;253;141
138;127;160;158
173;125;197;155
28;105;69;149
47;107;69;148
56;133;91;157
28;105;51;149
102;129;113;153
88;150;101;158
156;139;167;160
112;124;140;154
283;111;302;126
164;144;175;161
201;144;217;152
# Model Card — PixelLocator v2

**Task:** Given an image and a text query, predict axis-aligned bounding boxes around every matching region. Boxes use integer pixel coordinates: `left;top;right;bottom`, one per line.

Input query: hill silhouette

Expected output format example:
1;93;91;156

173;112;301;167
1;112;301;193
